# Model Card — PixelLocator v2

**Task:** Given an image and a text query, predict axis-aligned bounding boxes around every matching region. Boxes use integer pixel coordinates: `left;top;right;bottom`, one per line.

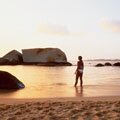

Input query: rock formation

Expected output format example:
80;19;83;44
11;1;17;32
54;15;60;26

22;48;72;66
0;48;72;66
104;62;112;66
113;62;120;66
2;50;23;65
95;63;104;67
95;62;120;67
0;71;25;89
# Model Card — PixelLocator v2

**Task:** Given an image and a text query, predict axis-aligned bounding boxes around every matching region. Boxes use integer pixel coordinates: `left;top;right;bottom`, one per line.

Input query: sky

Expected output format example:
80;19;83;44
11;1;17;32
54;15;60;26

0;0;120;60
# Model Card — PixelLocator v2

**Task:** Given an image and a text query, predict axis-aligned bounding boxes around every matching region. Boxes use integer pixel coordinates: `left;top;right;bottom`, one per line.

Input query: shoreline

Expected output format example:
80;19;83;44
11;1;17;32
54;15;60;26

1;96;120;104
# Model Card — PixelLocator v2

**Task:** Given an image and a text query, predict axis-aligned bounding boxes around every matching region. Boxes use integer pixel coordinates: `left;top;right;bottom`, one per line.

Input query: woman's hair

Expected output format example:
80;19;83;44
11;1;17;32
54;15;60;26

78;56;82;60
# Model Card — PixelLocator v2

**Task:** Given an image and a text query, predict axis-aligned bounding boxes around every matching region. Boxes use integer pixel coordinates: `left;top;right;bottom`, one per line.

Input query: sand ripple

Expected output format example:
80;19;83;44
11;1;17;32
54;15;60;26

0;100;120;120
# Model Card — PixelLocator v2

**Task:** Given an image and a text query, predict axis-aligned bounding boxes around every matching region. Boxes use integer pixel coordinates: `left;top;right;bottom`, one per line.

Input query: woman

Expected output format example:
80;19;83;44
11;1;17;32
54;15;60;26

74;56;84;87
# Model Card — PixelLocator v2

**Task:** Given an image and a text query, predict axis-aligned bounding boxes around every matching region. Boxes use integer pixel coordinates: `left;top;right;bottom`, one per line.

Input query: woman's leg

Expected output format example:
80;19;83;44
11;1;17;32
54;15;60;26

74;74;79;87
80;73;83;87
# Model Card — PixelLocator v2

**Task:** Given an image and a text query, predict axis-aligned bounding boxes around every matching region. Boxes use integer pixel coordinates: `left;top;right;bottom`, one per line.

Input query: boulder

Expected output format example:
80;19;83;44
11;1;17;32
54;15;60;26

0;58;9;65
22;48;72;66
113;62;120;66
104;62;112;66
95;63;104;67
0;71;25;89
2;50;23;65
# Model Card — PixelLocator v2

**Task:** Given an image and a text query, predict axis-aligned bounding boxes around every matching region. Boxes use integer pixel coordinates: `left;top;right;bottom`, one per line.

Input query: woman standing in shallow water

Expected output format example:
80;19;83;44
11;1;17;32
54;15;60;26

74;56;84;87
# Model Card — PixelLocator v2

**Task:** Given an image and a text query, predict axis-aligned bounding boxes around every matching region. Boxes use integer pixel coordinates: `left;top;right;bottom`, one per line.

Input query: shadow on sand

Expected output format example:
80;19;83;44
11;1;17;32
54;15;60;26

0;89;18;96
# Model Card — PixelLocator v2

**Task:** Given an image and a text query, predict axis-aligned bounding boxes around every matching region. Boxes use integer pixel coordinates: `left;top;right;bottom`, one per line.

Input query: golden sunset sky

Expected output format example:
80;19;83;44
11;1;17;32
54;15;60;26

0;0;120;60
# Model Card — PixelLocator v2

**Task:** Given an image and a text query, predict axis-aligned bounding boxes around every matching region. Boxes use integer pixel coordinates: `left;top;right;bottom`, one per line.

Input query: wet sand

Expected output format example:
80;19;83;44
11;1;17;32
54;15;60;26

0;96;120;120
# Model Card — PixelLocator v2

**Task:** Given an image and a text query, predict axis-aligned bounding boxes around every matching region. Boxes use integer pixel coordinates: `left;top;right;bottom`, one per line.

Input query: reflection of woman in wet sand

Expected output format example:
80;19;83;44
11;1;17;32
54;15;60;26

75;86;83;97
74;56;84;87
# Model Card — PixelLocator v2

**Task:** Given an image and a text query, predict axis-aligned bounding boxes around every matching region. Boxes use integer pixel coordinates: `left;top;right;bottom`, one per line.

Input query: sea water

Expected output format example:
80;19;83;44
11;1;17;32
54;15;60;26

0;60;120;98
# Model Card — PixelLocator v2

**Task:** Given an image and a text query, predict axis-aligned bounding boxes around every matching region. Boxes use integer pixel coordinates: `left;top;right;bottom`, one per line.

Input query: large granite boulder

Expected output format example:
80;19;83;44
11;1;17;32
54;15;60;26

2;50;23;65
22;48;72;66
104;62;112;66
0;71;25;89
95;63;104;67
113;62;120;66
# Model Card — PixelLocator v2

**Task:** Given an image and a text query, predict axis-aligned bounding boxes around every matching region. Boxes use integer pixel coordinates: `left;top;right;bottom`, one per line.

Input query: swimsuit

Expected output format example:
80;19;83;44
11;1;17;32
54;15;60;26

78;69;83;73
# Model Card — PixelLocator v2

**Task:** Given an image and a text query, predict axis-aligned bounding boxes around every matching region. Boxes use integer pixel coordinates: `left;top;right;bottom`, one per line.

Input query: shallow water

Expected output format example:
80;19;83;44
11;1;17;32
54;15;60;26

0;61;120;98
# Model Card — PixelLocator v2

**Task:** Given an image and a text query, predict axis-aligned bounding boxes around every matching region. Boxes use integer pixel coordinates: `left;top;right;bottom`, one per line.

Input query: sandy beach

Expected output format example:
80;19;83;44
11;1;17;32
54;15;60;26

0;96;120;120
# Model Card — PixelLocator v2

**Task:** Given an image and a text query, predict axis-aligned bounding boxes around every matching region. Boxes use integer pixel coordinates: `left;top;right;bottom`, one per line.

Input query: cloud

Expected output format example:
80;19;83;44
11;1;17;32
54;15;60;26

38;24;84;37
38;24;69;35
100;19;120;33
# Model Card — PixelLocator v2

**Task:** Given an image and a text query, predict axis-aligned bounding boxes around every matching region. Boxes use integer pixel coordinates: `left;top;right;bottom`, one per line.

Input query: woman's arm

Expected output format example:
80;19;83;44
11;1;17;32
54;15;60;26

75;62;79;74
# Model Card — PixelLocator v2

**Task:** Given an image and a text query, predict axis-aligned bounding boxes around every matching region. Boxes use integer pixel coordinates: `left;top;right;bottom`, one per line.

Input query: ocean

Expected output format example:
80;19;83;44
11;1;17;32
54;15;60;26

0;60;120;98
